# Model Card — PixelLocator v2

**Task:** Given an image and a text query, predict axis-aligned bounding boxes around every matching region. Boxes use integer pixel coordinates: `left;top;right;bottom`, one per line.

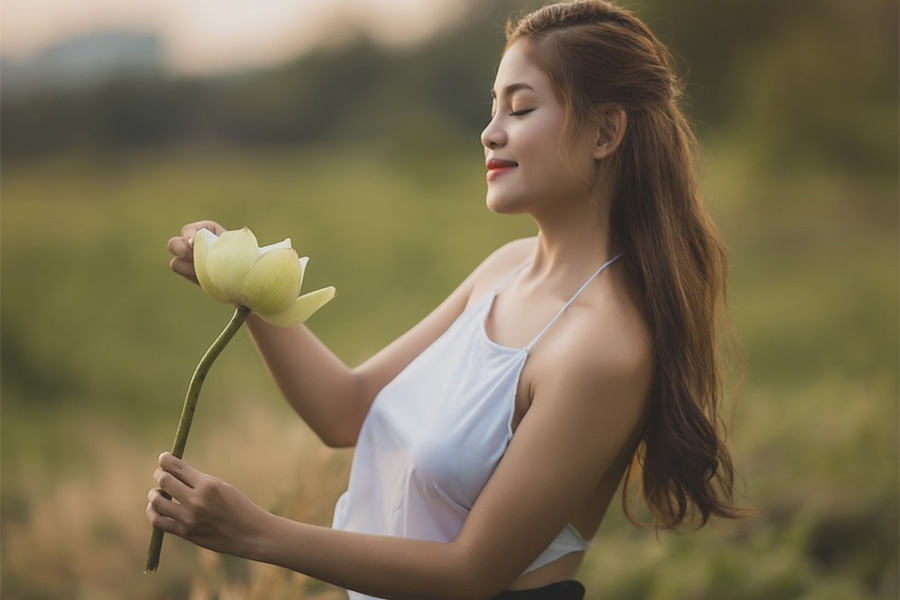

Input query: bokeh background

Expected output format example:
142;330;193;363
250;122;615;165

2;0;897;598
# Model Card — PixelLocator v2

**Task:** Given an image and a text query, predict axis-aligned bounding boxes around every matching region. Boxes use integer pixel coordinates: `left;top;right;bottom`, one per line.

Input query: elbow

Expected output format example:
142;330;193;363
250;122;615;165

317;424;359;449
314;372;370;448
287;408;358;448
325;374;370;447
315;406;363;448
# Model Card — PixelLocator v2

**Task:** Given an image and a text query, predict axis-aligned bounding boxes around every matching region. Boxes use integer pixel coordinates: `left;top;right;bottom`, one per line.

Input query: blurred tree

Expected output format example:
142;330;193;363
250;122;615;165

0;0;896;181
724;0;899;176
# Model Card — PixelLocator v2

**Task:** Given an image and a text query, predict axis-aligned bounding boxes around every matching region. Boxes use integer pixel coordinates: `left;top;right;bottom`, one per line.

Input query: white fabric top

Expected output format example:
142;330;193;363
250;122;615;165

332;256;620;599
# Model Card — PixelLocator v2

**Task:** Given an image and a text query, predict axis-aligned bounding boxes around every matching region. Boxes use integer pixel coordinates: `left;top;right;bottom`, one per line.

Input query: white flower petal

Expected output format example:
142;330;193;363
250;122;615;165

206;228;260;303
240;248;302;315
259;286;336;327
193;229;230;304
260;237;292;254
298;256;309;290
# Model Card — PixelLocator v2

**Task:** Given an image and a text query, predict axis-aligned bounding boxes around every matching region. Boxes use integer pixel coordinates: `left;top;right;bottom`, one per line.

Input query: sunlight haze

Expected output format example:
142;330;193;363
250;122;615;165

0;0;465;73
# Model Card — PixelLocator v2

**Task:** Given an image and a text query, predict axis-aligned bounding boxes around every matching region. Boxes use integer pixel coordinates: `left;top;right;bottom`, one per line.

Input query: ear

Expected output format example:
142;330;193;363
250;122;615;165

592;107;627;160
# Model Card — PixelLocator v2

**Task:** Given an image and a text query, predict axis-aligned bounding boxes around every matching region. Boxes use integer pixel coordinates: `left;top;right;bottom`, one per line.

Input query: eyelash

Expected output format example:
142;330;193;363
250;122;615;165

487;107;534;120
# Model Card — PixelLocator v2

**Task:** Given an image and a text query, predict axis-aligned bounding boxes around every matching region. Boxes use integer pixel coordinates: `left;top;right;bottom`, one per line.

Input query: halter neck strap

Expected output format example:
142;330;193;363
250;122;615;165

525;254;622;351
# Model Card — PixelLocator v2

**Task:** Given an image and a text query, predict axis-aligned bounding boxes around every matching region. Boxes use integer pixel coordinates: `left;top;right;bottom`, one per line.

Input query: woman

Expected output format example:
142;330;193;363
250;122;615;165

149;2;742;598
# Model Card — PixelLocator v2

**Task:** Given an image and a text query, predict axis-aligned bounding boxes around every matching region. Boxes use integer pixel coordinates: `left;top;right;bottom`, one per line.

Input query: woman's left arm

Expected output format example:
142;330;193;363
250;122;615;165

147;340;650;600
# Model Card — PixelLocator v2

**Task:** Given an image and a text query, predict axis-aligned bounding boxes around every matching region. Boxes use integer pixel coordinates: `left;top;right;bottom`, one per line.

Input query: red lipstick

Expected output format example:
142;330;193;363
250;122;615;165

486;158;517;181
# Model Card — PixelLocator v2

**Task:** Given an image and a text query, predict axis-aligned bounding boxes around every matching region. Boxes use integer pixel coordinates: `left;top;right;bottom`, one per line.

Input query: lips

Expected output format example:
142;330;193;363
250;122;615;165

487;158;518;170
486;158;518;181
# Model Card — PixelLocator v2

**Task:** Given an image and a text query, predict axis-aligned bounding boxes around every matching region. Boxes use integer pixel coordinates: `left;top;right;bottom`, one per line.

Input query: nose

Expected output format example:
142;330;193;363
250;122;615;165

480;115;506;150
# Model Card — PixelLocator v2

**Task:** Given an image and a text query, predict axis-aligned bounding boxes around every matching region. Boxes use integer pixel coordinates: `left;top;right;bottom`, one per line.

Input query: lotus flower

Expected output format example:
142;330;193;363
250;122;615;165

193;227;335;326
146;226;334;573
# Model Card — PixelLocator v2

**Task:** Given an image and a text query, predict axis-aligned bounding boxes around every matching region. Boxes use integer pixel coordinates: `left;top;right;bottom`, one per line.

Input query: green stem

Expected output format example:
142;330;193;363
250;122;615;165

144;305;251;573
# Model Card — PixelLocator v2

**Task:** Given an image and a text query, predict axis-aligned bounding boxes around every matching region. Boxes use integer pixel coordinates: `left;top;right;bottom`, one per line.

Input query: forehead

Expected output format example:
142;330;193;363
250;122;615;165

492;40;551;96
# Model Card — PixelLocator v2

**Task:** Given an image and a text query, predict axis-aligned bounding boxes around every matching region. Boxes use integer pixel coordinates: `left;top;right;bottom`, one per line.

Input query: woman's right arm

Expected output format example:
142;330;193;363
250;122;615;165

168;221;479;448
244;280;474;447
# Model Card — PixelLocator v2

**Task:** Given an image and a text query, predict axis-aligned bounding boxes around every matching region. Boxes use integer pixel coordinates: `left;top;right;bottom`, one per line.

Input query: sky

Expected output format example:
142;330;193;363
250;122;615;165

0;0;465;74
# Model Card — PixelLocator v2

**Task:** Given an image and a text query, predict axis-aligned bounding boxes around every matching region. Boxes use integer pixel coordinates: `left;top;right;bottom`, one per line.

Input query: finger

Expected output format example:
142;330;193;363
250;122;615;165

159;452;201;488
148;487;190;523
167;236;193;261
181;220;225;246
155;467;194;499
170;257;199;284
146;498;183;535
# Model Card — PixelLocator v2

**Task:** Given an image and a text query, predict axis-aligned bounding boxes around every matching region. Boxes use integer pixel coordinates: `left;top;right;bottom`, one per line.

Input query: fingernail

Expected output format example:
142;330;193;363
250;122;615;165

188;237;194;248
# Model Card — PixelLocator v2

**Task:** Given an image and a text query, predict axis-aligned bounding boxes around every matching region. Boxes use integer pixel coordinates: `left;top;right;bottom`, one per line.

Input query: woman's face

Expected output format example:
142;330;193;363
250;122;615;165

481;40;599;216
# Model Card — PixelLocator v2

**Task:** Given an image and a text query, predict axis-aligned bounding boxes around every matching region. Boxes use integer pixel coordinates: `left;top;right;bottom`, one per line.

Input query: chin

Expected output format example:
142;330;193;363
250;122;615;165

485;191;529;216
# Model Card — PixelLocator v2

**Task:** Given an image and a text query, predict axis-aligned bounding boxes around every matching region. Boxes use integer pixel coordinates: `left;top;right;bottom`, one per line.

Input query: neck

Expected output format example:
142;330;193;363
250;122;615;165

526;179;617;283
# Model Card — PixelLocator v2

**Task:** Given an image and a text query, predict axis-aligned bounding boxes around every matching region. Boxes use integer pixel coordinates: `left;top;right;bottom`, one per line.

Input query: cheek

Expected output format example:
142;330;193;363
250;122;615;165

518;122;571;178
521;122;561;156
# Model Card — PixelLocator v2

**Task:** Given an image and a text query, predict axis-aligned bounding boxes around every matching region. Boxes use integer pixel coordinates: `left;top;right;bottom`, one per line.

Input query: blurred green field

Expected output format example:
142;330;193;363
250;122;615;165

1;138;897;600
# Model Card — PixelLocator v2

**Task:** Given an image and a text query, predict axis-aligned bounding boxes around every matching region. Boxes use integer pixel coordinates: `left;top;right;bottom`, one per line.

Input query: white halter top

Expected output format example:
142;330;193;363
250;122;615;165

333;256;621;598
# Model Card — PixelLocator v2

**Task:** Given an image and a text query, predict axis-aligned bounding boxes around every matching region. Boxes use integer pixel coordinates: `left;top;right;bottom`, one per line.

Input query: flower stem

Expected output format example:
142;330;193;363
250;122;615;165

145;305;251;573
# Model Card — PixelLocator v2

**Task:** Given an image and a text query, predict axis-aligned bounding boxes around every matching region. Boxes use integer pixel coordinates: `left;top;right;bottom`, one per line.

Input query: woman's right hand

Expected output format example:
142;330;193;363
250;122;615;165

167;220;226;285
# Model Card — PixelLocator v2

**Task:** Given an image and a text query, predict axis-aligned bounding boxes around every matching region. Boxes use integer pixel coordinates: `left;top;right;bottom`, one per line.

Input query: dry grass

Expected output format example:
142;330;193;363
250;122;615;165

2;402;352;600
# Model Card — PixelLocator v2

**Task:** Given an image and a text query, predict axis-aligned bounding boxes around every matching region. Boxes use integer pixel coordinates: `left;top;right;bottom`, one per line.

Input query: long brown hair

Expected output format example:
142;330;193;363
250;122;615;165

507;1;743;529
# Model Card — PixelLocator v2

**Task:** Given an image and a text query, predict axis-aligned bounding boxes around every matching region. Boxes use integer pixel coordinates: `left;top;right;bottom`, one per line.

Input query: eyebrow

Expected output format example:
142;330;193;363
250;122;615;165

490;82;535;99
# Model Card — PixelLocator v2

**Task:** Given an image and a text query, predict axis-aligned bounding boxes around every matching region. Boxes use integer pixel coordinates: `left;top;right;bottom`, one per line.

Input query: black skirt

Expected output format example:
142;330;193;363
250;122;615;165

492;580;585;599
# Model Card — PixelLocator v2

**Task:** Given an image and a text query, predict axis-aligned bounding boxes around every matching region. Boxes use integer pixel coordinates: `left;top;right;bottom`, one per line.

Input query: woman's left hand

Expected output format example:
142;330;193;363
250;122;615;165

146;452;268;558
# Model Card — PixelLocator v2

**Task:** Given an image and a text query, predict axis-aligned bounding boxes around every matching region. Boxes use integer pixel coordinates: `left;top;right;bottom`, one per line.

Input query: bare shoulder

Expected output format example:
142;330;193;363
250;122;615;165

467;237;537;301
532;269;653;412
589;276;653;381
481;237;537;276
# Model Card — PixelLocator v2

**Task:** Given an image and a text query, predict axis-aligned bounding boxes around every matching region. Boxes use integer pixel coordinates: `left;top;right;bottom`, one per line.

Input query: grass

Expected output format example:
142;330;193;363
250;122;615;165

1;138;897;599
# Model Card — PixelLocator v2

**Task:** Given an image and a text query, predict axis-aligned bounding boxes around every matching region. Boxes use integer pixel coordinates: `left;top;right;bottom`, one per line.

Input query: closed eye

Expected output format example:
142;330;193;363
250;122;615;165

509;108;535;117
